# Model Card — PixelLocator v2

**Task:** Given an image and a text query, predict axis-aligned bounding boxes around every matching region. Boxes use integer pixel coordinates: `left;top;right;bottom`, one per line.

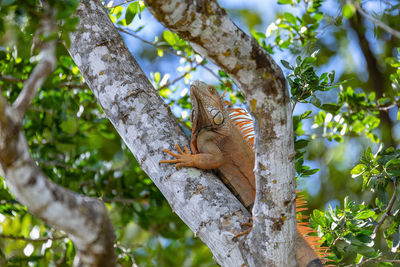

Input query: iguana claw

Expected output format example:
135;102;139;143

233;217;253;239
159;144;194;168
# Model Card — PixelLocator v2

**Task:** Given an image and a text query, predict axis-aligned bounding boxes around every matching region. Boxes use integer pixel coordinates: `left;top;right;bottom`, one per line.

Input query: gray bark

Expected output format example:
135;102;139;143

68;0;252;266
144;0;296;266
0;13;116;267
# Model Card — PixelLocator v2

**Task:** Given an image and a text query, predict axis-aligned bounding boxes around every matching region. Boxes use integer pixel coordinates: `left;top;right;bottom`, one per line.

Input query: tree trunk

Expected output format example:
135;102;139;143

68;0;296;266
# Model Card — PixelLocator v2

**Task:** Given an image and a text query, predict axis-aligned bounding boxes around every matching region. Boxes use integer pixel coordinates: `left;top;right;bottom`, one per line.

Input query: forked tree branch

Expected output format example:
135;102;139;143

144;0;296;265
0;9;116;267
68;0;251;266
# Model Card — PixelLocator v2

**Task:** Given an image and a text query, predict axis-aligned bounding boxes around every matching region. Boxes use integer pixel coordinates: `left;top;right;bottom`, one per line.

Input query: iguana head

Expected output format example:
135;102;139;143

190;80;228;152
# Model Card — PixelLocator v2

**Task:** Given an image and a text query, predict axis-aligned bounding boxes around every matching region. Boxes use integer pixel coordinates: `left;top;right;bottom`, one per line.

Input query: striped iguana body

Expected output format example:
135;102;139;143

160;80;324;267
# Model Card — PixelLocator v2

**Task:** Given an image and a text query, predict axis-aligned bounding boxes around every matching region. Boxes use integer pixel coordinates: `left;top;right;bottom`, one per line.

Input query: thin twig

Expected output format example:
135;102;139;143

36;159;71;169
104;197;136;205
104;0;135;8
373;184;397;235
117;27;222;82
0;75;23;83
291;90;307;113
58;81;88;89
368;100;400;111
358;182;397;266
158;62;202;90
350;258;400;267
0;75;87;89
0;233;67;243
354;1;400;39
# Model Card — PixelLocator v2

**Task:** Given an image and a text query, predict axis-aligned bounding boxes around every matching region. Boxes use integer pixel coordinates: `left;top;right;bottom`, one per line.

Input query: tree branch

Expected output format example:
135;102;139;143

117;27;222;82
0;233;67;243
349;10;395;146
358;183;397;265
68;0;250;266
12;15;57;121
353;1;400;39
0;8;117;267
158;61;202;90
0;75;23;83
0;75;88;89
144;0;296;265
373;185;397;235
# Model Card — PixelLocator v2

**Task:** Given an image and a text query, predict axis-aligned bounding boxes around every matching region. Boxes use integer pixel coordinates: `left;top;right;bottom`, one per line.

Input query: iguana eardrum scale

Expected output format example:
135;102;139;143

160;81;326;267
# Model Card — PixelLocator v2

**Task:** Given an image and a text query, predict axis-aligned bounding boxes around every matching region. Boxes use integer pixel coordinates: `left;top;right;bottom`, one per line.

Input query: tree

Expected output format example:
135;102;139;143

0;0;399;266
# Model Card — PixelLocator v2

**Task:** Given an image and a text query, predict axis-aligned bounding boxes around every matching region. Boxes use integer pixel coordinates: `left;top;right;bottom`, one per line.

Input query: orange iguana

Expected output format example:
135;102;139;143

160;80;325;267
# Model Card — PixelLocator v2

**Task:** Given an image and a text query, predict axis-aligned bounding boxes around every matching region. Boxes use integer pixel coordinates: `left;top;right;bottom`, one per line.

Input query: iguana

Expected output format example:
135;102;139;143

160;80;326;267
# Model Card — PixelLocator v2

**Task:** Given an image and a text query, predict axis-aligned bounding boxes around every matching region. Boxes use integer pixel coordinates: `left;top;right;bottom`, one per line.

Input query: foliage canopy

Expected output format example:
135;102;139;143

0;0;399;266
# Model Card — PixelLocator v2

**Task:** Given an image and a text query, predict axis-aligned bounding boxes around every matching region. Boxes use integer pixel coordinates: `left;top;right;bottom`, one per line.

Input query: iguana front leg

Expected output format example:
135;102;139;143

160;144;225;170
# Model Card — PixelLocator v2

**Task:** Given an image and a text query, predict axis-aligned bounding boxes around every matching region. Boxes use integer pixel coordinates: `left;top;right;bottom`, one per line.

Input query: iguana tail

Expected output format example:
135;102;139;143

297;191;330;259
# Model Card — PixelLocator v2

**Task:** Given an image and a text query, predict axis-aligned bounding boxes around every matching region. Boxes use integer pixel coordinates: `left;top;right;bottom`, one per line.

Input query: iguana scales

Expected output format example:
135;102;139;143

160;80;326;267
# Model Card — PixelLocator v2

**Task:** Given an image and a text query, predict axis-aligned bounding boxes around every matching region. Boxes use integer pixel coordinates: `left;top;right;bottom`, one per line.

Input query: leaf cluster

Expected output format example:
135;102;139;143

312;146;400;265
252;0;324;53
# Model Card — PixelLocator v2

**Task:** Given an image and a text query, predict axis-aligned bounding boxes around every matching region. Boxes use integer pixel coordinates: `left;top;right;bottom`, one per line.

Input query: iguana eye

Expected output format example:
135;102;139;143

212;110;224;125
208;86;216;94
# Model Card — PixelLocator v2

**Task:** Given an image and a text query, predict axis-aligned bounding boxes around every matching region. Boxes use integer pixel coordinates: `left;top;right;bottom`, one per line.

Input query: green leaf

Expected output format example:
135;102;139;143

125;2;138;25
378;97;391;105
163;30;176;46
60;117;78;135
302;168;320;176
378;262;393;266
343;4;356;19
154;72;161;83
392;232;400;252
366;132;380;143
278;0;292;4
368;92;376;102
252;31;266;40
377;187;389;210
314;110;326;125
352;120;365;133
364;147;373;161
312;13;323;22
364;115;380;129
320;103;340;114
356;245;376;257
284;12;297;24
385;158;400;168
295;139;309;150
333;134;343;142
110;6;124;22
303;56;317;64
159;88;172;98
299;110;312;120
310;96;321;107
350;164;367;178
281;60;293;70
354;210;376;220
312;209;327;227
218;70;228;77
319;72;328;82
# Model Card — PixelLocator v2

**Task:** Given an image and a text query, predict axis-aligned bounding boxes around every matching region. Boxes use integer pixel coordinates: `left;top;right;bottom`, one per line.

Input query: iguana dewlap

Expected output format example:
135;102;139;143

160;81;324;267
